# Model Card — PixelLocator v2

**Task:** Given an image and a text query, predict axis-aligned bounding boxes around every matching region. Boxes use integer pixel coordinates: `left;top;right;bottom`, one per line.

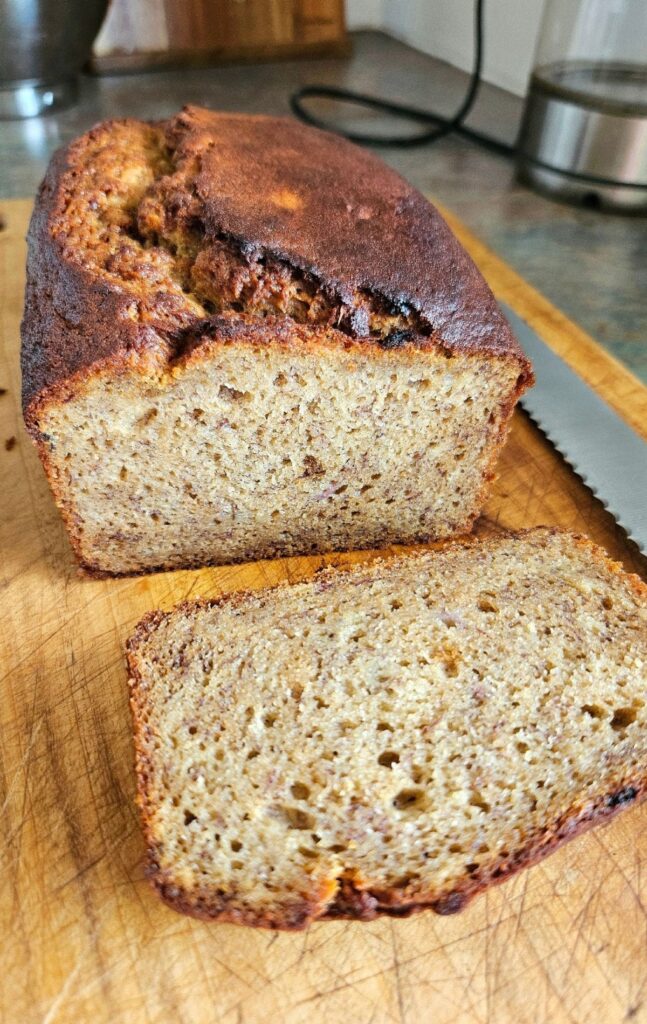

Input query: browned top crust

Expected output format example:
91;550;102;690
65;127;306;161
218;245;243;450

21;105;531;414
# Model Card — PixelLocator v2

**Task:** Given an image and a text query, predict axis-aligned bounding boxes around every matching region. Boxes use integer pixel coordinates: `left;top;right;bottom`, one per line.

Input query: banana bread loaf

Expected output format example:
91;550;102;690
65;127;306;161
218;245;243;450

22;105;532;576
127;528;647;929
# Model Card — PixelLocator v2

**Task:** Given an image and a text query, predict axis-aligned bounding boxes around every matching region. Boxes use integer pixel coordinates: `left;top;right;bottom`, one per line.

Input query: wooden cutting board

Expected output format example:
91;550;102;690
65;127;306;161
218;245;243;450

1;197;646;1024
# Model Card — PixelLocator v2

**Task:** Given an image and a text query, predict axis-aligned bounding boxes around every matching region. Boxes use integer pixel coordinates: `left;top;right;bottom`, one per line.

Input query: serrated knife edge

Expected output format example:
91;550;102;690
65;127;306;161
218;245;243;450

501;303;647;553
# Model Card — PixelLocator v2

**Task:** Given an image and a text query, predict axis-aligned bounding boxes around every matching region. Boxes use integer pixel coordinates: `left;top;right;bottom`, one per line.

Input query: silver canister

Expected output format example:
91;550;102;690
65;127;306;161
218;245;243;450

517;0;647;212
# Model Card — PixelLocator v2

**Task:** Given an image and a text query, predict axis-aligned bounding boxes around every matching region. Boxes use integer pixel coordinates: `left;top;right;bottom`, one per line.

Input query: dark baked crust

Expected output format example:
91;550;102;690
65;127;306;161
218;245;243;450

21;150;156;416
141;776;646;931
319;777;646;923
125;529;647;930
21;106;532;417
163;107;523;354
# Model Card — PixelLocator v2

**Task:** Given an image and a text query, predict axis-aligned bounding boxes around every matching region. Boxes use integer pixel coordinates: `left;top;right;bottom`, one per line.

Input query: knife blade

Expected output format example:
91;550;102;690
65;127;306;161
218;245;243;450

501;303;647;553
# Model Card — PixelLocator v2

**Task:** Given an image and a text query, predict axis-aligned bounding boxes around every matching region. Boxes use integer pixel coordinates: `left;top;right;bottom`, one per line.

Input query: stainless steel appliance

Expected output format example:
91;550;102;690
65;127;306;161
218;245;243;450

0;0;108;118
517;0;647;212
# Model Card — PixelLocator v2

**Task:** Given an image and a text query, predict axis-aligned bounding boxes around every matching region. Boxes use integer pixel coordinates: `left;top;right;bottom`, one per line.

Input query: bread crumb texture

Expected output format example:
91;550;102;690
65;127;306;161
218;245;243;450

127;529;647;929
42;342;517;572
24;109;530;575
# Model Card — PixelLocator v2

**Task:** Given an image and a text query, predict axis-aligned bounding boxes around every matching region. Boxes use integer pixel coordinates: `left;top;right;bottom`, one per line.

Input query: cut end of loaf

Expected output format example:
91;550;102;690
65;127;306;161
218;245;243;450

127;528;647;929
34;335;523;575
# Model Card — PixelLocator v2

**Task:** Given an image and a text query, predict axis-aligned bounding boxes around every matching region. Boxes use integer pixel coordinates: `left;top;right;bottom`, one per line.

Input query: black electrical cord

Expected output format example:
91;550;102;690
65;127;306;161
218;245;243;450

290;0;516;156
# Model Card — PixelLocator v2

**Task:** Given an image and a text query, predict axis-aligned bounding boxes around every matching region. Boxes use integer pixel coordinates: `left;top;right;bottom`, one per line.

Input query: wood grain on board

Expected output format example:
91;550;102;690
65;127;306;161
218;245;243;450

1;197;645;1024
91;0;349;74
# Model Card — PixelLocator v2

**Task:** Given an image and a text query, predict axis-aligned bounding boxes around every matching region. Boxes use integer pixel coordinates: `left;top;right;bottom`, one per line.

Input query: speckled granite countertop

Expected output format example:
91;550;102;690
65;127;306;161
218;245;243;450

2;31;645;382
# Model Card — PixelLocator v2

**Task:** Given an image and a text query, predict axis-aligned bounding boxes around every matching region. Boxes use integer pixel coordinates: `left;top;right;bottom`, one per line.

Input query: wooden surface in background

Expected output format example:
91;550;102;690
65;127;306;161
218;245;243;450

1;197;646;1024
91;0;348;73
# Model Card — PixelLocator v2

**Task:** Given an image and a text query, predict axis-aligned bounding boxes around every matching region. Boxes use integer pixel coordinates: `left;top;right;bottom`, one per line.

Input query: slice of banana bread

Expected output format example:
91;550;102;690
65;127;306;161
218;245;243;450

126;528;647;930
22;105;531;576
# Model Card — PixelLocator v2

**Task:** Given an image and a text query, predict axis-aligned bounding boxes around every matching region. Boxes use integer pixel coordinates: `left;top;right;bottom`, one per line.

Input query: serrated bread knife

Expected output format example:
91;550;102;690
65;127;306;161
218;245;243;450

501;304;647;553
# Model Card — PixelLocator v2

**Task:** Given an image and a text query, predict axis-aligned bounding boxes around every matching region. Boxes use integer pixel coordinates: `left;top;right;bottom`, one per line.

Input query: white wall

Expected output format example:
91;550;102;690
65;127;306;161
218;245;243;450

346;0;546;97
346;0;384;27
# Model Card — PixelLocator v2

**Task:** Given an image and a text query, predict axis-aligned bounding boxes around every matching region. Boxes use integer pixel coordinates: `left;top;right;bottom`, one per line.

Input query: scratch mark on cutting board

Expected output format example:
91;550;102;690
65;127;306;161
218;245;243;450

390;921;406;1024
40;962;82;1024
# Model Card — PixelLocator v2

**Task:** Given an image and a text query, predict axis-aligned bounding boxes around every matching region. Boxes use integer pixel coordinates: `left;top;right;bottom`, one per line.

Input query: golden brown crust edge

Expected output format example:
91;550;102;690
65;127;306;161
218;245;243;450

144;776;646;930
125;528;647;929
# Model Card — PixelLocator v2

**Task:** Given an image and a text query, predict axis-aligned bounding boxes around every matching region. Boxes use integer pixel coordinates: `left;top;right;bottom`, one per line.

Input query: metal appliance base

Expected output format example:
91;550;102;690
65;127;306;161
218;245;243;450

517;66;647;214
0;79;78;119
517;160;647;213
